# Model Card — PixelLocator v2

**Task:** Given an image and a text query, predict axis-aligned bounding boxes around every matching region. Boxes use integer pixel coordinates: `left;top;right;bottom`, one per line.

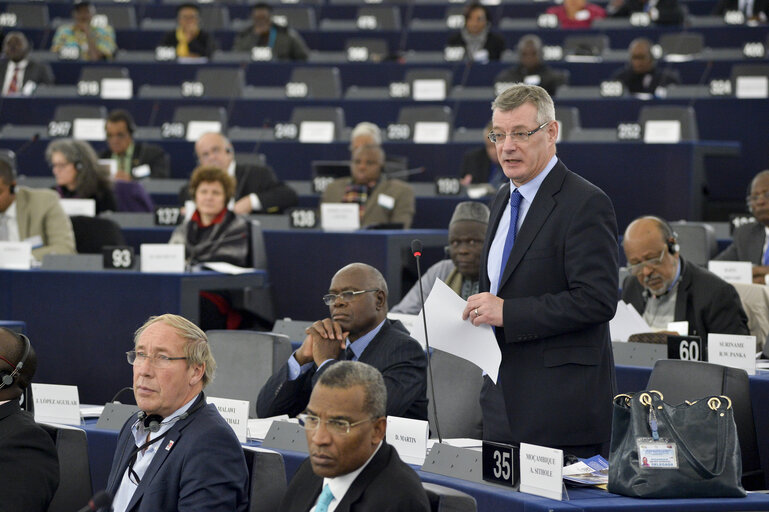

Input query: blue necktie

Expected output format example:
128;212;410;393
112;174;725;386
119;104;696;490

763;244;769;266
499;189;522;280
315;484;335;512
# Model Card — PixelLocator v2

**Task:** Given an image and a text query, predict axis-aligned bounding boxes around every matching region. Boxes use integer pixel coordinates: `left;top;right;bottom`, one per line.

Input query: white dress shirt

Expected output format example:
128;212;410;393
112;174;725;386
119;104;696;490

2;59;26;95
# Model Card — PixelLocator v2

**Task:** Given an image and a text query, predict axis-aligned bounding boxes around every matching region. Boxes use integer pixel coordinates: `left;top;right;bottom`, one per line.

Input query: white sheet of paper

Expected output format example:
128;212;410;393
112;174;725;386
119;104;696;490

708;260;752;284
32;383;81;426
203;261;253;275
73;118;106;141
299;121;335;143
140;244;185;273
80;405;104;418
643;120;681;143
412;79;446;101
708;333;757;375
609;300;651;341
208;396;249;443
410;279;501;383
735;76;768;99
667;321;689;336
59;198;96;217
0;241;32;269
386;416;429;465
413;122;450;144
321;203;360;231
247;415;290;440
185;121;221;142
100;78;133;99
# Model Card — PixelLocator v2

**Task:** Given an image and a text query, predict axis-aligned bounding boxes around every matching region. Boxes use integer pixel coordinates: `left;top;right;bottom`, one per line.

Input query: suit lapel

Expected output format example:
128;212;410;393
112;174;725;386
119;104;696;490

335;443;390;511
106;417;142;496
673;259;690;321
124;428;183;511
752;224;766;265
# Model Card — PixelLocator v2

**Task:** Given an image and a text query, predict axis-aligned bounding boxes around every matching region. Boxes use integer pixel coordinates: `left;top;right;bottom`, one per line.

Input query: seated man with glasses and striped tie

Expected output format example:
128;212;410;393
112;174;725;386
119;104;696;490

281;361;431;512
257;263;428;421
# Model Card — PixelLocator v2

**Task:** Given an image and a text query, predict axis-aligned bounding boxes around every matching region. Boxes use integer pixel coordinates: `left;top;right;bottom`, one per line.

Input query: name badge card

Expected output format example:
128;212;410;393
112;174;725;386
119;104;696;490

208;396;249;442
377;193;395;210
0;242;32;269
708;260;752;284
413;122;450;144
32;383;81;425
73;118;106;141
519;443;564;501
298;121;335;143
59;198;96;217
101;78;133;99
667;321;689;336
140;244;185;273
735;76;769;98
708;333;757;375
643;120;681;143
98;158;118;177
320;203;360;231
386;416;429;465
132;164;151;179
185;121;221;142
412;79;446;101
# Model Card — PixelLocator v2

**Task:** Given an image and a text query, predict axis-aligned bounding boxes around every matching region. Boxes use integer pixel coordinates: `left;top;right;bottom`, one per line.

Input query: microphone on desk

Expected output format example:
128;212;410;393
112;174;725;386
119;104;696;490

385;166;425;180
76;490;112;512
109;386;134;404
411;239;442;444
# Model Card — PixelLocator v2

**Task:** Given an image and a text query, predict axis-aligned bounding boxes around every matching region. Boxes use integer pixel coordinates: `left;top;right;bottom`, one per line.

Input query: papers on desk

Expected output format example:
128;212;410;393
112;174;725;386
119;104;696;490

247;415;293;440
562;455;609;486
202;261;254;275
80;405;105;418
610;300;650;341
410;279;501;383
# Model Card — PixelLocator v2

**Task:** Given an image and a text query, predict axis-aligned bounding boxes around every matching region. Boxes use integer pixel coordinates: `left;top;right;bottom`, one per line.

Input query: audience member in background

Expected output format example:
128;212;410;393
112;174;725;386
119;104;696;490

322;144;415;229
622;216;749;337
546;0;607;28
350;122;408;174
0;154;75;259
446;2;506;62
610;38;681;95
46;139;117;214
106;315;249;512
187;132;297;214
159;3;216;59
494;35;567;97
713;0;768;21
170;166;251;329
716;170;769;283
459;121;504;190
393;202;490;314
1;32;54;96
233;2;309;60
101;110;170;181
281;362;430;512
0;328;60;512
51;1;116;61
607;0;684;24
258;263;428;420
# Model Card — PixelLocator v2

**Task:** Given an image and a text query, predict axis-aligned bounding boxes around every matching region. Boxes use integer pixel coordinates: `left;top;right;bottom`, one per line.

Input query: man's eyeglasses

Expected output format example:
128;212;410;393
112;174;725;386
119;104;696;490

126;350;187;368
487;122;550;144
448;239;483;249
322;289;379;306
297;413;376;435
627;248;666;275
746;191;769;204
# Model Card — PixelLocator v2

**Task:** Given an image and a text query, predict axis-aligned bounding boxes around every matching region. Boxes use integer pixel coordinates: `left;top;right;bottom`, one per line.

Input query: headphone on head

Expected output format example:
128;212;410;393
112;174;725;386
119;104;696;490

649;216;679;254
0;331;31;391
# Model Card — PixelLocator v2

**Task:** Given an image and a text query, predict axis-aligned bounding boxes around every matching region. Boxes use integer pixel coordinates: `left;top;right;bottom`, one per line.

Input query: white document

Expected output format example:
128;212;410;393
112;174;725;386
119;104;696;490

0;241;32;269
185;121;221;142
140;244;185;273
202;261;253;275
99;158;118;177
80;405;105;418
208;396;249;443
412;79;446;101
73;118;106;141
708;260;752;284
735;76;768;99
708;333;757;375
519;443;564;501
132;164;151;179
321;203;360;231
413;122;450;144
667;321;689;336
100;78;133;99
32;383;81;426
386;416;429;465
59;198;96;217
410;279;501;383
247;415;290;440
609;300;651;341
644;120;681;143
299;121;335;143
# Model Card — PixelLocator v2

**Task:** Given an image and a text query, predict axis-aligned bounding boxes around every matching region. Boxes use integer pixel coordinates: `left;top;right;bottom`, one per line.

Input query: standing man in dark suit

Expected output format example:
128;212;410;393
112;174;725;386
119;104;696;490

0;328;60;512
281;361;430;512
462;84;618;457
257;263;428;420
100;110;170;180
716;169;769;283
192;132;297;213
1;31;54;96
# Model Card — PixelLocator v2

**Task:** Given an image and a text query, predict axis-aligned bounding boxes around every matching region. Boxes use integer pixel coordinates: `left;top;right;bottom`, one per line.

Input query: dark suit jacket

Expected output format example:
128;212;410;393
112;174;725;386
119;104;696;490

622;256;749;340
480;159;618;448
99;141;171;179
715;221;765;265
257;319;428;420
0;400;59;512
494;64;568;97
609;0;685;24
610;65;681;94
460;146;492;183
280;442;430;512
447;31;506;61
0;59;55;91
105;401;249;512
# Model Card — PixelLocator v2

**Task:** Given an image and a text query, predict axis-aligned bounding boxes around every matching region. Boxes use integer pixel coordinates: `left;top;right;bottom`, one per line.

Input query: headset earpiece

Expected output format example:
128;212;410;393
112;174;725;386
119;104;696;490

667;237;679;255
0;332;31;391
9;182;16;194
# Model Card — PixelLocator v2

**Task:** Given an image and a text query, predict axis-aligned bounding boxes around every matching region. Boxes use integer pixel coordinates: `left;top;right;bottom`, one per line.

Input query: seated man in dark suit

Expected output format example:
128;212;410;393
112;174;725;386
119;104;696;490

622;216;749;338
257;263;428;420
106;314;249;512
0;328;60;512
1;31;54;96
610;38;681;96
281;361;431;512
188;132;297;214
494;35;567;97
232;2;310;60
459;121;504;190
716;169;769;283
100;109;170;181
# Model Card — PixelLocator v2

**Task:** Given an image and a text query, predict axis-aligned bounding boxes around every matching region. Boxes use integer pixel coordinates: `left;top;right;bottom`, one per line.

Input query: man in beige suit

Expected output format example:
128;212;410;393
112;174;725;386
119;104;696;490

321;144;415;229
0;152;75;260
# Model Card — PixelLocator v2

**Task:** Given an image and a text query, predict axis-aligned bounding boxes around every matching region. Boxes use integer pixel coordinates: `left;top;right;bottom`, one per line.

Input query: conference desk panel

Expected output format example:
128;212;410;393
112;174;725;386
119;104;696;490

0;269;267;404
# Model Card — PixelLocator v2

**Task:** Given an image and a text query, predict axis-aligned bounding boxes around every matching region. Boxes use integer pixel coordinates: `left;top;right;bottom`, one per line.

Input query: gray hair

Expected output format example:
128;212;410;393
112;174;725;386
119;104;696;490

450;201;490;226
316;361;387;418
134;314;217;387
0;152;16;185
45;138;111;199
350;122;382;146
491;83;555;125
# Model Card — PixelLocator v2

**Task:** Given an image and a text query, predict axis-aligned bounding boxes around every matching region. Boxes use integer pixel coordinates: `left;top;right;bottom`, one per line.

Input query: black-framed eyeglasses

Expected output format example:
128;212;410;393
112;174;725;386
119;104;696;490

126;350;187;368
746;191;769;204
627;248;666;276
487;122;550;144
297;413;377;435
322;289;379;306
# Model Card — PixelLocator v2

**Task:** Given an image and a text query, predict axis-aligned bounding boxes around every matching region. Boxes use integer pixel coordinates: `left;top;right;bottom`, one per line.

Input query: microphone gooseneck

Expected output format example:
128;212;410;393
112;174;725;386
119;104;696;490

76;490;112;512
